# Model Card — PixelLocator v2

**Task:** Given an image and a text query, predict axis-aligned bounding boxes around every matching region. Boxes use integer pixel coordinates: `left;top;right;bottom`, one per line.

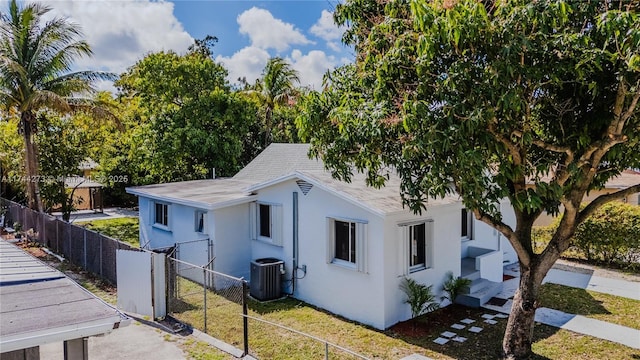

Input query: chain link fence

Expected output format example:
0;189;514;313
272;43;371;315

167;256;248;353
1;197;139;283
166;255;369;360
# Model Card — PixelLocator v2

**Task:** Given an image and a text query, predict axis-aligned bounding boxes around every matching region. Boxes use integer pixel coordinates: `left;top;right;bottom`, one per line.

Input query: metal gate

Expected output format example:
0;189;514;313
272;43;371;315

116;249;166;319
174;238;213;285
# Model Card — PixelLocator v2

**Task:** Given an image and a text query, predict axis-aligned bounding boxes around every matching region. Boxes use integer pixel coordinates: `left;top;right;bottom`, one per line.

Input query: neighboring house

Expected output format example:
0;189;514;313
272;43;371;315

126;144;505;330
64;175;103;212
534;169;640;226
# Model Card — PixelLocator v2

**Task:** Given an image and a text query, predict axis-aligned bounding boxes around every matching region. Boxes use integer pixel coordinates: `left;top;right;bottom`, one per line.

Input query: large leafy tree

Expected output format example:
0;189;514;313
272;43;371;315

298;0;640;358
116;50;259;182
255;57;300;146
0;0;112;211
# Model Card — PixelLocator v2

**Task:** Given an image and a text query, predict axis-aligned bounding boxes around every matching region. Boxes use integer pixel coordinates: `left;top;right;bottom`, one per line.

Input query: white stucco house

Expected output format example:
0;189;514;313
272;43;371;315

126;144;509;330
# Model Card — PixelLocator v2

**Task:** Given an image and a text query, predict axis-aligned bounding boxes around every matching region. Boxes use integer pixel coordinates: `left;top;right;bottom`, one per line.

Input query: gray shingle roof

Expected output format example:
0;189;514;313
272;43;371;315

233;143;324;182
127;143;459;215
126;178;255;210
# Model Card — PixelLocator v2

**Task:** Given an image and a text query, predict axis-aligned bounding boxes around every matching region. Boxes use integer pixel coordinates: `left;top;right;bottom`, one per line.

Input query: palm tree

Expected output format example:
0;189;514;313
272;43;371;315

256;57;300;146
0;0;113;211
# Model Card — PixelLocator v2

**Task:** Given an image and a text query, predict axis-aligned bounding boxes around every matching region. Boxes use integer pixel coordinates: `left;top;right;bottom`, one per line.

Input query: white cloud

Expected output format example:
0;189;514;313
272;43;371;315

38;0;193;74
289;49;338;90
216;46;270;86
237;7;311;52
310;10;344;42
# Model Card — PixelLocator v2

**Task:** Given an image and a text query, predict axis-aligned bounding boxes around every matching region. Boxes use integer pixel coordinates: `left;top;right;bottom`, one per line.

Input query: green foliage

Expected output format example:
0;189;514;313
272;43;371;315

0;116;24;199
37;113;91;220
116;51;261;183
253;57;301;145
441;271;472;304
301;0;640;216
573;202;640;269
399;277;439;318
0;0;113;210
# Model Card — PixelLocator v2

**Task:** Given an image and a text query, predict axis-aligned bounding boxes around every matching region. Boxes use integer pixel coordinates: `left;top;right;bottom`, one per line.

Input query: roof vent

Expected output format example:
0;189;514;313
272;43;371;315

296;180;313;195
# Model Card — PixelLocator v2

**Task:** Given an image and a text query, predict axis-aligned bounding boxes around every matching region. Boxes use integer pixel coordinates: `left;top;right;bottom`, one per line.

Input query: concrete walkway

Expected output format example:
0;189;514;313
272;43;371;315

484;263;640;350
39;320;187;360
543;268;640;300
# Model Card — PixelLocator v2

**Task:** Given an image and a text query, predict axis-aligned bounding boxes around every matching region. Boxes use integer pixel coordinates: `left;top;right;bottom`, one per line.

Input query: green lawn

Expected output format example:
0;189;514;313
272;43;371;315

76;217;140;248
539;283;640;330
169;276;640;360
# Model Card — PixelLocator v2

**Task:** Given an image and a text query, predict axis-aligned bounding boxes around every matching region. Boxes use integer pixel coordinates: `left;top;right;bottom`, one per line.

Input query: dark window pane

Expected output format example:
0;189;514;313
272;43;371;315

155;203;167;226
259;204;271;238
461;209;468;237
196;212;204;232
155;203;162;224
410;223;426;267
350;222;356;263
334;220;353;262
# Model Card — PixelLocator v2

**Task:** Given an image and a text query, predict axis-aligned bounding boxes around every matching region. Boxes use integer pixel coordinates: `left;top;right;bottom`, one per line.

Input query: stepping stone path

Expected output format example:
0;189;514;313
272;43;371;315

468;326;484;333
433;337;449;345
452;336;467;343
434;313;503;345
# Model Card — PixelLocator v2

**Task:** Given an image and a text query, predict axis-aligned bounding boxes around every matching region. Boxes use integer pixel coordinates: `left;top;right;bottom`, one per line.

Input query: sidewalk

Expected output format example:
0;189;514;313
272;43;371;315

482;263;640;350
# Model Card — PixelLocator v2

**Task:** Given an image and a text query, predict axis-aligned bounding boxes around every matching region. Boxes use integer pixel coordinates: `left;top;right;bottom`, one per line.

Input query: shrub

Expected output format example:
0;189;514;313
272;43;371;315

399;277;439;318
572;202;640;269
441;271;471;304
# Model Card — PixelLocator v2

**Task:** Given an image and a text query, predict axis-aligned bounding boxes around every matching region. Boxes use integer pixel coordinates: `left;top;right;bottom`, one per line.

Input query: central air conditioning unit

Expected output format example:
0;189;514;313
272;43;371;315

250;258;284;301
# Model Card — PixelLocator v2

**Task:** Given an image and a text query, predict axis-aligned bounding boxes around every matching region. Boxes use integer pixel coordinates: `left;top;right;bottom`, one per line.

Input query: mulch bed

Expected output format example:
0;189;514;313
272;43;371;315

503;274;516;281
389;305;483;338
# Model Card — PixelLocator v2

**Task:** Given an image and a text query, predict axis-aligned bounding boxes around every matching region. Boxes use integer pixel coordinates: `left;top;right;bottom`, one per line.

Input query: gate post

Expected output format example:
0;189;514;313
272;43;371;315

203;267;207;333
242;280;249;356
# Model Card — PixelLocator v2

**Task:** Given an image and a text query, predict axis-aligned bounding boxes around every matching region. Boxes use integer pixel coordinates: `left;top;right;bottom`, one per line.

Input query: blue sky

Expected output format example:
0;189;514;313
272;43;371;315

1;0;351;89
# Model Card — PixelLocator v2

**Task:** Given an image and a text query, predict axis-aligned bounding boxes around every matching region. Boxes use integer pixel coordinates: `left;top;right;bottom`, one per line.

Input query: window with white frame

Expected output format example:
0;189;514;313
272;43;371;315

154;202;169;227
250;202;283;246
327;218;367;272
399;220;433;275
195;210;206;232
461;208;473;240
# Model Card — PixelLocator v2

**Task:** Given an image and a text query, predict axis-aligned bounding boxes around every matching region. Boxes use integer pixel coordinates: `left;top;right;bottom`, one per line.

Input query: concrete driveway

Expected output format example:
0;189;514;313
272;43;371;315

39;320;187;360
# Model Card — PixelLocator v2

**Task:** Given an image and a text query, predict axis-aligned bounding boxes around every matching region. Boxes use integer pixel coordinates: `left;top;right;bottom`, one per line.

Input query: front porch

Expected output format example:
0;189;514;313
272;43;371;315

457;246;504;308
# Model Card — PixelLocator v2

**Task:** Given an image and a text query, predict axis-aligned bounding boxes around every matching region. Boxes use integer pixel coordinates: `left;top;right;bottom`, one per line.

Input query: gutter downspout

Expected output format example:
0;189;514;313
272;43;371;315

291;192;299;295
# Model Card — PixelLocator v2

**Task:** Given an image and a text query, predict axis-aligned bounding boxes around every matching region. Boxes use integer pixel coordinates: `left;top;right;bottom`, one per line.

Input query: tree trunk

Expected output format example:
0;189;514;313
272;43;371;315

21;111;43;212
502;262;541;359
264;106;273;146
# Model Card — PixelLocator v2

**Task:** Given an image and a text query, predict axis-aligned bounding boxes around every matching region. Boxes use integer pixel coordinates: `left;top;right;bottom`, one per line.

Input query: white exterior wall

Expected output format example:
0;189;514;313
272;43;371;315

213;203;252;280
251;180;388;330
382;204;462;328
138;196;211;250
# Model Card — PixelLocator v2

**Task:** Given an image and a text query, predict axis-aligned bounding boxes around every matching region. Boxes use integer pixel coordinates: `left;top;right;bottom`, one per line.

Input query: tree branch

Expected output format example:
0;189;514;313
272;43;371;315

577;183;640;224
472;208;532;266
488;120;522;164
511;130;573;155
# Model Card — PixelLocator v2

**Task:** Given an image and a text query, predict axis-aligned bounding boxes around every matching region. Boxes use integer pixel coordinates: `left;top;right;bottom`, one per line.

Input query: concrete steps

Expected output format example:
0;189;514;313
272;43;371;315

456;279;503;308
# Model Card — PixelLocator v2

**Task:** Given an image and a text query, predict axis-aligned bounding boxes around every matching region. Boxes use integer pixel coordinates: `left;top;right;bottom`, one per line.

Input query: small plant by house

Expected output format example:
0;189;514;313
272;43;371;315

441;271;472;304
399;277;439;319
